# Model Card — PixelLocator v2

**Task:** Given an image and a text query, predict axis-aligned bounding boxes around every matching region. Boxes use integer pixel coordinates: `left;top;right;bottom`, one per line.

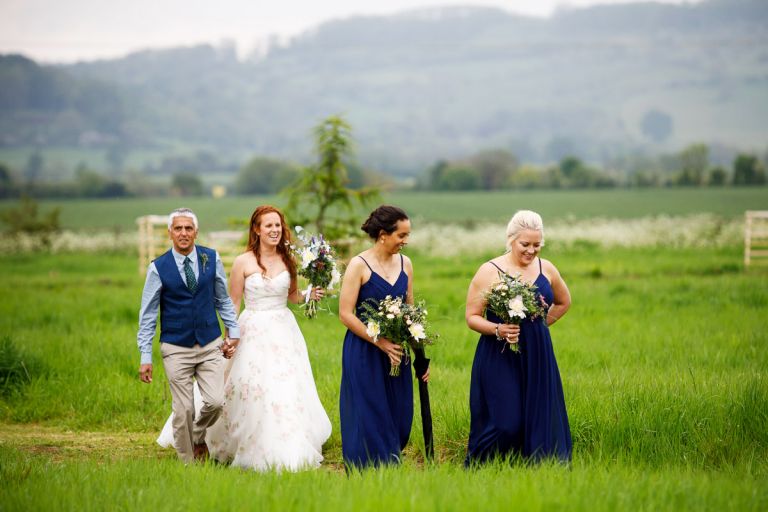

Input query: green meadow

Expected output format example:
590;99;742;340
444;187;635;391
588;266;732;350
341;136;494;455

1;188;767;510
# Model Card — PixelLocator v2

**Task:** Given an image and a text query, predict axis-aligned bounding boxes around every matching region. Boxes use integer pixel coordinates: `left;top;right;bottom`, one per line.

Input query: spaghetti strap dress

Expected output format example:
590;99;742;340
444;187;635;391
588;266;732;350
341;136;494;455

466;257;572;465
340;255;414;468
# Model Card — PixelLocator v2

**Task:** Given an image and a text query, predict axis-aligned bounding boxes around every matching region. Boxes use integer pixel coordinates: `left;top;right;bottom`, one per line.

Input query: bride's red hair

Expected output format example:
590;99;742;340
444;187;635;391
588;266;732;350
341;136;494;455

246;205;297;281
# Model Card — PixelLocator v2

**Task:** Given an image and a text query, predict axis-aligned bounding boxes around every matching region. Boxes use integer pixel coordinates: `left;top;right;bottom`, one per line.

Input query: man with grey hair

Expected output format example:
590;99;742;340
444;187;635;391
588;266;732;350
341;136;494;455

137;207;240;463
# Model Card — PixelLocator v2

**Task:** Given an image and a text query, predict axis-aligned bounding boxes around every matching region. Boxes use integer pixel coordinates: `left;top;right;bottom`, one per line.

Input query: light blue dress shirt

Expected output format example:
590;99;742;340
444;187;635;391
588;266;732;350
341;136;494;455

137;247;240;365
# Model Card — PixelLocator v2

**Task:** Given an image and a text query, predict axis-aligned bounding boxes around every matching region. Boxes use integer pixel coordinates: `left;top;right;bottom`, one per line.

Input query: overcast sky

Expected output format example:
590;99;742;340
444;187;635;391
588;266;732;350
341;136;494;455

0;0;702;63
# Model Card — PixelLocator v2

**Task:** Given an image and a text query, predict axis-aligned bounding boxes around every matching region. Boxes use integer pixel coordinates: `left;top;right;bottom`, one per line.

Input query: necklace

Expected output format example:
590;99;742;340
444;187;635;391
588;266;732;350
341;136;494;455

257;251;283;278
373;252;393;280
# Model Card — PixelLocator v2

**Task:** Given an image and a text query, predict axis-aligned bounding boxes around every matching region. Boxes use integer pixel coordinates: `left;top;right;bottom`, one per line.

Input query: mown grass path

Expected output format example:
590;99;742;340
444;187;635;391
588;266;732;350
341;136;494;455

0;423;170;464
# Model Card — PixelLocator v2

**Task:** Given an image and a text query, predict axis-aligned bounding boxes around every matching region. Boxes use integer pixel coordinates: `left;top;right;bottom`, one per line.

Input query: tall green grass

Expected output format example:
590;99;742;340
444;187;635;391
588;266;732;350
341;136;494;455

0;245;766;509
1;445;765;512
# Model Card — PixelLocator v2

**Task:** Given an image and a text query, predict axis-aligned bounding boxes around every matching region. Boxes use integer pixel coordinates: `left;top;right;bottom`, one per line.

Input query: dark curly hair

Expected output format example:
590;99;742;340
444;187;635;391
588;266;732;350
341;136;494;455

361;205;409;240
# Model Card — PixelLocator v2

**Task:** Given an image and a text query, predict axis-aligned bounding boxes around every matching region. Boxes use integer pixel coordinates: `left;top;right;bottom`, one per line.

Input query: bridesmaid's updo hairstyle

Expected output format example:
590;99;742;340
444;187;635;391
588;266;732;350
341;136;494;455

361;205;409;240
506;210;545;251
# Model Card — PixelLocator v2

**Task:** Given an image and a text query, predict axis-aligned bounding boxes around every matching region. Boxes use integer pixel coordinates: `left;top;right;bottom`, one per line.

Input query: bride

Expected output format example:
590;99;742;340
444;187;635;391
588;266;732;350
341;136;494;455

158;205;332;471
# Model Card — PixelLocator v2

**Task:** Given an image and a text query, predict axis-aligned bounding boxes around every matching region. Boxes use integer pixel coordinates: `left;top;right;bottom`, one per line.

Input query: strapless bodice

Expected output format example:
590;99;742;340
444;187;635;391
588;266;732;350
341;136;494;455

243;271;290;311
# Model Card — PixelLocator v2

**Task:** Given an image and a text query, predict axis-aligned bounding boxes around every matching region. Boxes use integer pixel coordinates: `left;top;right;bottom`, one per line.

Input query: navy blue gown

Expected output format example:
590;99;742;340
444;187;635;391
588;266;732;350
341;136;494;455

340;255;414;468
466;258;572;465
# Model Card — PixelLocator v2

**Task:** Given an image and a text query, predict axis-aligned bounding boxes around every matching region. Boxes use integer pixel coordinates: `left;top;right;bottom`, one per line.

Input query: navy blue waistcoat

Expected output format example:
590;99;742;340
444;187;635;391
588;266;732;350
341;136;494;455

155;246;221;347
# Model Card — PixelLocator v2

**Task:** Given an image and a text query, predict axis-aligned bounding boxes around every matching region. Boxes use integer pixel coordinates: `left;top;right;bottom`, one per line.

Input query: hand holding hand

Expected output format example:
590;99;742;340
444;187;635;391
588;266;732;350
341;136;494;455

222;338;240;359
139;364;153;383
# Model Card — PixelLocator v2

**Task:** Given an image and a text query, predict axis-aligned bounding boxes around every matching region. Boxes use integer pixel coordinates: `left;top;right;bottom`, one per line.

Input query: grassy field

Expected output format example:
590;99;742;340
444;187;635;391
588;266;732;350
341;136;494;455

1;237;766;510
1;187;767;231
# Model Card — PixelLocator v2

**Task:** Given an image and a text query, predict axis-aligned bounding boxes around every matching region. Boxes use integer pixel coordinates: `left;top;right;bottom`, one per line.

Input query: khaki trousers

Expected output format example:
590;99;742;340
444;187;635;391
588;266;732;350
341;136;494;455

161;339;225;463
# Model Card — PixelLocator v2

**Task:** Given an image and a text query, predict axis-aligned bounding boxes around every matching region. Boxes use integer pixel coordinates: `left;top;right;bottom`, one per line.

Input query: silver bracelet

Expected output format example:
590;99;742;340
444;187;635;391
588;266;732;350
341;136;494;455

494;323;503;340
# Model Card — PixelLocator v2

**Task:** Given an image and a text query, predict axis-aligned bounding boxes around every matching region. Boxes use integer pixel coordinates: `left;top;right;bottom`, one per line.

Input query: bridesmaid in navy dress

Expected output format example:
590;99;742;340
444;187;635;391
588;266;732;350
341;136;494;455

465;210;572;465
339;205;430;468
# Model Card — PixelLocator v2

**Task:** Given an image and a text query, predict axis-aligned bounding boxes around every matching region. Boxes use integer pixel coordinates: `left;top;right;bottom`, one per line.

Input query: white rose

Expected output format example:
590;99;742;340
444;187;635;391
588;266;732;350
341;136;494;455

366;321;380;340
300;248;315;269
330;268;342;288
507;295;527;319
386;313;395;319
408;323;426;341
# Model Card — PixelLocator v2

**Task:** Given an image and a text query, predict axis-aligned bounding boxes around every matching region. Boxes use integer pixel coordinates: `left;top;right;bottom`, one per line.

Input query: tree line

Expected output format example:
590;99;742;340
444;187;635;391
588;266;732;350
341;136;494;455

1;140;766;201
0;116;380;248
421;144;767;191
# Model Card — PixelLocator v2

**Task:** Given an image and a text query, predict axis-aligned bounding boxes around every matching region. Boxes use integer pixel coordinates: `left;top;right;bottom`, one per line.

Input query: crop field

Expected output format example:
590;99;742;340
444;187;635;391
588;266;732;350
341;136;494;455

1;187;767;231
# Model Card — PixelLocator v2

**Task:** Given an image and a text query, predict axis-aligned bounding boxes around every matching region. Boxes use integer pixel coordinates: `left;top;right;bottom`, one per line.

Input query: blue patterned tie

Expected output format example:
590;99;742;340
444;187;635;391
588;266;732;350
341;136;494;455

183;256;197;293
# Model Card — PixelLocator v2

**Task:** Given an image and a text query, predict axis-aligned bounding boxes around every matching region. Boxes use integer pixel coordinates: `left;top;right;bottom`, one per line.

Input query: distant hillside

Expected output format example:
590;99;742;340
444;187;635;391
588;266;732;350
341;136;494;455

1;0;766;176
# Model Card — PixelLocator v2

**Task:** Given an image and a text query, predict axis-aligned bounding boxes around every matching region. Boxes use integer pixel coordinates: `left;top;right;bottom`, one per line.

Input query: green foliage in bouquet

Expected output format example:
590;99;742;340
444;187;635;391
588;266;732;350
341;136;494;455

484;271;548;352
292;226;342;318
360;295;438;376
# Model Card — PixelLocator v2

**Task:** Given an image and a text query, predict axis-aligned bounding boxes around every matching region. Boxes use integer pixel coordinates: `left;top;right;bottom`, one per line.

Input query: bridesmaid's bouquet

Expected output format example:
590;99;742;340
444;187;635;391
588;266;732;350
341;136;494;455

485;271;548;352
292;226;342;318
360;295;439;376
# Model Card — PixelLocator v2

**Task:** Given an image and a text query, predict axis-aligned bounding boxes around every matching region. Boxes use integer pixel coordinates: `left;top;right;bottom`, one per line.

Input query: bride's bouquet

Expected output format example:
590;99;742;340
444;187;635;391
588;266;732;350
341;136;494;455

485;271;548;352
360;295;439;376
292;226;342;318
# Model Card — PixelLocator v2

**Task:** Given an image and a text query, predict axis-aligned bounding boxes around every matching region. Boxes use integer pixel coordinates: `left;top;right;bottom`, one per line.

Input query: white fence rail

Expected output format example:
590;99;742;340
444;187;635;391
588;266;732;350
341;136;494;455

136;215;243;274
745;210;768;267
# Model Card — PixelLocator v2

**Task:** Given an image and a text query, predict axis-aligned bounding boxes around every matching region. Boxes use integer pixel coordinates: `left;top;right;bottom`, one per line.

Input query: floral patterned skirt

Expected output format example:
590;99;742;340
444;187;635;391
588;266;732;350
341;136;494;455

206;306;331;471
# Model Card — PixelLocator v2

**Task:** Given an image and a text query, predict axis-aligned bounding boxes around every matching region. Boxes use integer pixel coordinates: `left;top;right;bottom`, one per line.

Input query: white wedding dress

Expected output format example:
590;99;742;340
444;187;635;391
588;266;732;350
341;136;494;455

157;271;332;471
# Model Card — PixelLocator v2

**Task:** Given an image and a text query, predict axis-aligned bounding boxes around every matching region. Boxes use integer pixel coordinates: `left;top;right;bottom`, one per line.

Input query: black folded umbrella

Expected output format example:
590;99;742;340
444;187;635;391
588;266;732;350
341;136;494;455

413;347;434;461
